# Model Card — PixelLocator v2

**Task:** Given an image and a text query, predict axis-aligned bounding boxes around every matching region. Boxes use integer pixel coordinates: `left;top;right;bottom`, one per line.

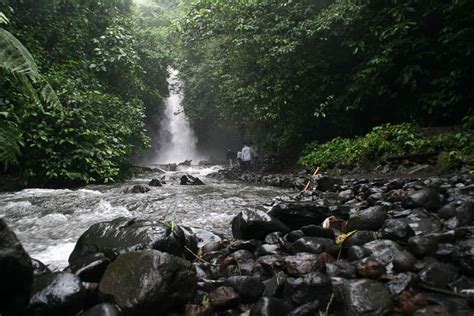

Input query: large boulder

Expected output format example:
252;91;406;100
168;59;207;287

232;209;290;240
69;217;190;263
268;202;329;230
28;272;86;316
0;219;33;316
98;250;197;315
340;279;393;315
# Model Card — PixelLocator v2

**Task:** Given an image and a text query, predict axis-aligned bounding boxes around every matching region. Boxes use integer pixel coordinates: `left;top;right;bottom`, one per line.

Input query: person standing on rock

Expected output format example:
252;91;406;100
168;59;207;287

241;142;253;172
226;149;237;167
237;150;242;168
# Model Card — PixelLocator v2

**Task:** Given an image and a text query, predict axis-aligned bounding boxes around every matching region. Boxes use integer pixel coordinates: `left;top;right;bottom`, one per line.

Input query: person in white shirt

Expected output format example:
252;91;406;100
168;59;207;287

241;143;253;171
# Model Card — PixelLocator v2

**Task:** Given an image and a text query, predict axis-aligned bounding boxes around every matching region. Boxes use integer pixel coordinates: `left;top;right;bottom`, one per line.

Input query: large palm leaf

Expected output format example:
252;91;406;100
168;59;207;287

0;26;63;170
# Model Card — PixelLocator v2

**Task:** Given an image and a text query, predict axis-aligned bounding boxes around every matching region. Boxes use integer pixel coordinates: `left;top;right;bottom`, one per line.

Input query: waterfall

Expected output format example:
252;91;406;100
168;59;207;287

154;69;202;164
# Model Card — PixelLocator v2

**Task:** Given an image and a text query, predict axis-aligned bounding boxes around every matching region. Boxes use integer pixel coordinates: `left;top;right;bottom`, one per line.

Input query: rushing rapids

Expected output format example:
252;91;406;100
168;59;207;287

0;165;294;270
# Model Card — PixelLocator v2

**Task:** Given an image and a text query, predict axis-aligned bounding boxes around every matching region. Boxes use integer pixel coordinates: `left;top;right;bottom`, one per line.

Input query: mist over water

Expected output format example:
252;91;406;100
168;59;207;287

154;69;204;164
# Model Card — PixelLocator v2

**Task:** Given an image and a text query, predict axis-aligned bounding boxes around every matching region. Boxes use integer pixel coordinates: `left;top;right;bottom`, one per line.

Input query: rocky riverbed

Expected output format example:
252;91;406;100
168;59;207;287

1;169;473;315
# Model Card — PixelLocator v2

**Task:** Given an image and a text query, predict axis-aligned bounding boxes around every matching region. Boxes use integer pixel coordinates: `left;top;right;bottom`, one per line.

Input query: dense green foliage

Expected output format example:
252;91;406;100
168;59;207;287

299;123;474;171
176;0;474;158
0;0;170;186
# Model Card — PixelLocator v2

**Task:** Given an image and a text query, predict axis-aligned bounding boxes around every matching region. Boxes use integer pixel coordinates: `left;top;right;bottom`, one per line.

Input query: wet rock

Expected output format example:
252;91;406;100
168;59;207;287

345;206;387;232
0;218;33;315
263;271;287;297
381;219;415;243
456;238;474;275
256;244;282;256
231;209;290;240
148;178;162;187
314;175;343;192
258;253;324;276
264;232;283;244
209;286;240;309
402;188;442;211
419;261;457;288
229;249;255;262
355;257;384;279
282;272;332;306
300;225;335;239
28;272;86;316
360;239;404;265
268;202;329;230
438;204;456;220
342;230;377;247
392;250;416;272
31;258;50;277
394;290;427;314
224;276;264;302
367;192;383;205
386;178;405;190
402;208;442;235
249;297;293;316
98;250;196;315
290;237;338;256
386;272;419;296
285;230;305;242
79;303;121;316
69;252;110;282
122;184;150;193
69;217;189;263
288;300;320;316
455;200;474;226
180;175;204;185
338;189;355;202
347;245;371;261
325;260;356;279
341;279;393;315
408;235;438;257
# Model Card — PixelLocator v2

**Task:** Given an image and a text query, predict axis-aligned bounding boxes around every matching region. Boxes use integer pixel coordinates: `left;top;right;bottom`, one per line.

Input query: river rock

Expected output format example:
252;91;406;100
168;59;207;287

0;219;33;316
290;237;338;256
402;188;442;211
180;175;204;185
98;250;196;315
282;272;332;306
393;250;417;272
340;279;393;315
122;184;150;193
345;206;387;232
69;252;111;283
300;225;335;239
79;303;121;316
268;202;329;230
438;204;456;220
419;261;457;288
408;235;438;257
359;239;404;265
181;226;224;248
224;276;264;302
314;175;343;192
386;272;419;296
148;178;162;187
456;238;474;275
381;219;415;242
342;230;377;247
326;260;356;278
28;272;86;316
209;286;240;309
69;217;189;263
31;258;51;277
250;297;293;316
231;209;290;240
263;271;287;297
355;257;385;279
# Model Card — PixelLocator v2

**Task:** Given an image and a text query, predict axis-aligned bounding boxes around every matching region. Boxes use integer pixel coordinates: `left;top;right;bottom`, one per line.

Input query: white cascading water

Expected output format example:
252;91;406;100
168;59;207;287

155;69;202;164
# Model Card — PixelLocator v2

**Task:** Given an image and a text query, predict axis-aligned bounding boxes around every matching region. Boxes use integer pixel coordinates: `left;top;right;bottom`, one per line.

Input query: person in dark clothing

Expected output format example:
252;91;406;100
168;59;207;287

226;149;237;167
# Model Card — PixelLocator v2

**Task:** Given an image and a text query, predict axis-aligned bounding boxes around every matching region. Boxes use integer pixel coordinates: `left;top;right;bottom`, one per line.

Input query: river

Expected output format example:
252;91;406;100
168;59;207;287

0;165;294;270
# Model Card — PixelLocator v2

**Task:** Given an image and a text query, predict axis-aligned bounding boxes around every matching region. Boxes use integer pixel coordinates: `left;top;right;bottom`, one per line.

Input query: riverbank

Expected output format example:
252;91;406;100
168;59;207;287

1;165;473;315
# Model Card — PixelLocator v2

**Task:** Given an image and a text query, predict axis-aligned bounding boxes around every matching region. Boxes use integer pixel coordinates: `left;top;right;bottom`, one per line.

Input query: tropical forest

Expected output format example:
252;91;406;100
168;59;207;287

0;1;473;315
